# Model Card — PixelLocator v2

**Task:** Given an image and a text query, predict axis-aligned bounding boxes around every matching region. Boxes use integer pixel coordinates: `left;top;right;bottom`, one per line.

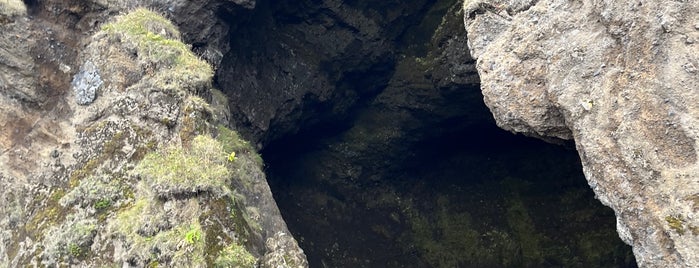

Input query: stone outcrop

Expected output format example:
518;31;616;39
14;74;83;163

0;1;305;266
464;0;699;266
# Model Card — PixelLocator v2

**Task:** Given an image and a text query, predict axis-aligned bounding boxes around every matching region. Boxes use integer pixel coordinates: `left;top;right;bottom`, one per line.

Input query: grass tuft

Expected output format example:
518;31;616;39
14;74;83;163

135;135;230;198
101;8;212;94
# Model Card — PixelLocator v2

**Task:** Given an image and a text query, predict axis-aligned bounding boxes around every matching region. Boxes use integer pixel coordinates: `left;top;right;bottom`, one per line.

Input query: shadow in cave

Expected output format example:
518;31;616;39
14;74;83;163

263;120;638;267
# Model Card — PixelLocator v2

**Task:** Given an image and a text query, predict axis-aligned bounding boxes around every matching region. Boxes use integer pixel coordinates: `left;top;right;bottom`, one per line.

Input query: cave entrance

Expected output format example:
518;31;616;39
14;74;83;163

214;0;637;266
263;108;637;268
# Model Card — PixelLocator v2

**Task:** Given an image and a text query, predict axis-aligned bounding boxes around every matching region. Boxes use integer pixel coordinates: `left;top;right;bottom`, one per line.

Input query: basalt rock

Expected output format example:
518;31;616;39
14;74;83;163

464;0;699;266
0;1;305;266
217;0;439;145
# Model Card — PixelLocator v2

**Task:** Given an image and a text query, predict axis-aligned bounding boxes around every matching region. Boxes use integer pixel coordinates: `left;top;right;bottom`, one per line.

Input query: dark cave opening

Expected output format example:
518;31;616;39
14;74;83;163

262;104;637;268
212;0;637;266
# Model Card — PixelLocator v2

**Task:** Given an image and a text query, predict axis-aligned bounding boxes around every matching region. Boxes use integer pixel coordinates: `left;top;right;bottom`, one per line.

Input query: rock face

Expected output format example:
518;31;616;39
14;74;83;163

217;0;441;145
0;1;305;266
464;0;699;266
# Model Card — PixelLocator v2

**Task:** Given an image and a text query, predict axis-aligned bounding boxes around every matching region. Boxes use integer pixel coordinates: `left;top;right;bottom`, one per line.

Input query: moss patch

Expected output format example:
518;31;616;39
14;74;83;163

214;243;257;268
101;8;212;94
665;216;699;235
135;135;230;198
216;125;259;163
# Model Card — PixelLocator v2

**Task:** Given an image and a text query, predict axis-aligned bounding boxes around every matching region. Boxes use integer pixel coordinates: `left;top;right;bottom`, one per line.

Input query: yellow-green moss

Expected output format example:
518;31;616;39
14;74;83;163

135;135;230;198
666;216;685;235
214;243;257;268
216;125;262;166
111;197;207;265
201;196;252;266
101;8;212;94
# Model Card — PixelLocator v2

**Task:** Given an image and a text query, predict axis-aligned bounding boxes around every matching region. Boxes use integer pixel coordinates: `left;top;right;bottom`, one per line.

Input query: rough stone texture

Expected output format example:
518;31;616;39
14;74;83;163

464;0;699;266
0;1;306;266
263;3;502;266
218;0;439;145
71;60;101;105
260;232;308;268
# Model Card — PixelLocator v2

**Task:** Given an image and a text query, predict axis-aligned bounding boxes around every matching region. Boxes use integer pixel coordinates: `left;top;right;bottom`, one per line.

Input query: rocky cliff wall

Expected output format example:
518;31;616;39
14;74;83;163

0;1;306;266
464;0;699;266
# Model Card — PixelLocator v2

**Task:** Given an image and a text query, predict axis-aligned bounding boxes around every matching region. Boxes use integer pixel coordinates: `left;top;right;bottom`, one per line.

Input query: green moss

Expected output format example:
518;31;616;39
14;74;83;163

26;205;62;235
68;243;82;257
505;193;543;265
185;224;202;244
50;189;66;202
69;158;101;188
114;198;148;236
101;8;212;94
666;216;685;235
94;198;112;210
214;243;257;268
41;211;97;262
216;125;262;166
135;135;230;198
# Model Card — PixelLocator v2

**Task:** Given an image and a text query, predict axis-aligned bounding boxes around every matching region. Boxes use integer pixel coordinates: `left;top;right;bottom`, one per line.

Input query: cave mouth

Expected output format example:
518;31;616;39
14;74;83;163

212;0;637;266
263;113;637;267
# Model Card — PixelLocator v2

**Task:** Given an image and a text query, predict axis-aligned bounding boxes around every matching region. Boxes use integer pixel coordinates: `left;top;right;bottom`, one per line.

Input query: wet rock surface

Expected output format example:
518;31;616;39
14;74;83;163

464;0;699;267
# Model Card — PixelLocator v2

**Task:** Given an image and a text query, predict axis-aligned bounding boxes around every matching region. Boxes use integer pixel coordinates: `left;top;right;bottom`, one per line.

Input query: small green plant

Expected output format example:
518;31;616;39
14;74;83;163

227;151;237;162
68;243;82;257
184;224;202;244
216;125;263;166
94;198;112;210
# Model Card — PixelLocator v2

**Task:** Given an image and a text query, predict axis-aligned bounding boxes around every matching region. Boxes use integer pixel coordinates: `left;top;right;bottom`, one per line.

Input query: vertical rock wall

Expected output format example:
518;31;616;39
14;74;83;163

463;0;699;267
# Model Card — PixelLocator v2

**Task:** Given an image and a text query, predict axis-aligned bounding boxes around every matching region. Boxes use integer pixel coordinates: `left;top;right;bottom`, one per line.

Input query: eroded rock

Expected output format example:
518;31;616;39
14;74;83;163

0;3;306;267
464;0;699;266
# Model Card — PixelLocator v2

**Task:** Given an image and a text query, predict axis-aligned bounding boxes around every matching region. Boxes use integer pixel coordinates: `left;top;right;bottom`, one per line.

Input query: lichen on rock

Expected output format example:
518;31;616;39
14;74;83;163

72;60;102;105
464;0;699;266
2;5;306;267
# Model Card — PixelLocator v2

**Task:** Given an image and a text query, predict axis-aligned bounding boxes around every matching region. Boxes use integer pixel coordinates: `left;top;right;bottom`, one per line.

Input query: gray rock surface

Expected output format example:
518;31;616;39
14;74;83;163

464;0;699;266
0;1;306;266
71;61;101;105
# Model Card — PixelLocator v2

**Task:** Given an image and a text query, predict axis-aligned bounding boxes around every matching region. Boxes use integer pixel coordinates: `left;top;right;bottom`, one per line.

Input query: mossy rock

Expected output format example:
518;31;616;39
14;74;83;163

214;243;257;268
101;8;213;95
135;135;230;198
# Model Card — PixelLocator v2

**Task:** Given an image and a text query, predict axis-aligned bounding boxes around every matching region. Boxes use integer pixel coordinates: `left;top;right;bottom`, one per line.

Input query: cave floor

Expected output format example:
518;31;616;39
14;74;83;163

266;126;636;268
